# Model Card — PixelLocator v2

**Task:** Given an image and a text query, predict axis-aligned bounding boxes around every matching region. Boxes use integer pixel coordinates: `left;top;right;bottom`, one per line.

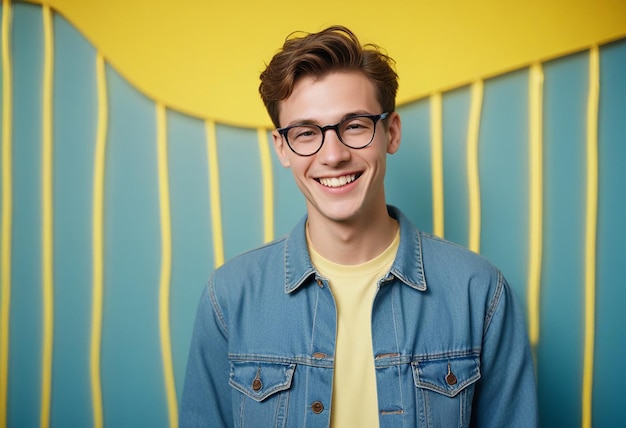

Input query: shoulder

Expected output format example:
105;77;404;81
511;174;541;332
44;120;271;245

205;234;298;336
390;205;503;295
208;234;292;306
420;232;498;273
418;231;505;297
216;237;286;272
213;235;287;278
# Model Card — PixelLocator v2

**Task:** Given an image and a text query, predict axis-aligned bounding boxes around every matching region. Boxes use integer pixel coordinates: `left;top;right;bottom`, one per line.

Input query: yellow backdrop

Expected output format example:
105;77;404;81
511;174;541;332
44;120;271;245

27;0;626;128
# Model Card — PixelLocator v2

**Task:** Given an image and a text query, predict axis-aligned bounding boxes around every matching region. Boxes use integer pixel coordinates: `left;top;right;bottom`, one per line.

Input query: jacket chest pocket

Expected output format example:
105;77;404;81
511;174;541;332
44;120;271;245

229;361;296;428
411;355;481;427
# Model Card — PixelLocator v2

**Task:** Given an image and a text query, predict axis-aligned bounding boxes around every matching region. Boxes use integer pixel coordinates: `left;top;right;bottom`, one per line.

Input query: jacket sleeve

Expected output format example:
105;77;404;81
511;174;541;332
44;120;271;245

471;273;539;427
179;279;233;427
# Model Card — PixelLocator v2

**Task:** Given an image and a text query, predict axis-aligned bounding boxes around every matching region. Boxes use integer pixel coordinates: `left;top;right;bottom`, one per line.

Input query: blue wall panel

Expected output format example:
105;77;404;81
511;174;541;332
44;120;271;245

101;67;166;427
442;86;471;247
8;4;44;426
479;69;530;308
538;51;589;428
51;12;97;427
594;38;626;428
387;99;433;233
270;130;306;238
216;124;263;261
166;109;214;397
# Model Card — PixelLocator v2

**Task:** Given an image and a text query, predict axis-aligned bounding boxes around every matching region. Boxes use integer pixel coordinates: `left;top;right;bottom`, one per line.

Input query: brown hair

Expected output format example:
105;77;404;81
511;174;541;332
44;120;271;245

259;25;398;128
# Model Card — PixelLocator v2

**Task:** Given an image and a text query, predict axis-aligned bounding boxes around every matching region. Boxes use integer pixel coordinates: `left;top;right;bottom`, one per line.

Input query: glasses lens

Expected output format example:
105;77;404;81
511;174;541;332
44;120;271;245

286;125;322;156
339;116;376;148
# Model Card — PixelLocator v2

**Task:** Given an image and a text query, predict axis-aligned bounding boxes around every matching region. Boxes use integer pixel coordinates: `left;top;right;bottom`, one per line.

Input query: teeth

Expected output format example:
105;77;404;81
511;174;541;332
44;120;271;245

319;174;357;188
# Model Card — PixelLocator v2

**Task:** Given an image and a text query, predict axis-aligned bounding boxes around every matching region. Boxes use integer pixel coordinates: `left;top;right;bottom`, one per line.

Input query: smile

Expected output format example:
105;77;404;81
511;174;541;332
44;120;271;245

318;173;359;188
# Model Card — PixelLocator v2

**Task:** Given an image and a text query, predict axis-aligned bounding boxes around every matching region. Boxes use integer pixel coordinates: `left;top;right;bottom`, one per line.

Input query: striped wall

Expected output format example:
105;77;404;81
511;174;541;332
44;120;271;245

0;2;625;427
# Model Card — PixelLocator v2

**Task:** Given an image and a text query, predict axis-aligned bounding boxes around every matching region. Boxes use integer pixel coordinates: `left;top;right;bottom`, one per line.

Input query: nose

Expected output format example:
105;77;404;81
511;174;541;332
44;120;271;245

317;128;350;165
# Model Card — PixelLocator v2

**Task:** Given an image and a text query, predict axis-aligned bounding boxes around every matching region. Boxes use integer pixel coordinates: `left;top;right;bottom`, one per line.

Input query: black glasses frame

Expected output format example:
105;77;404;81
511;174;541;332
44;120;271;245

277;112;390;157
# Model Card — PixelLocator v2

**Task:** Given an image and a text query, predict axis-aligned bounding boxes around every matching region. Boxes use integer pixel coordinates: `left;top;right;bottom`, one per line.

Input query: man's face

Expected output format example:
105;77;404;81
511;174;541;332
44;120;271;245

272;71;401;226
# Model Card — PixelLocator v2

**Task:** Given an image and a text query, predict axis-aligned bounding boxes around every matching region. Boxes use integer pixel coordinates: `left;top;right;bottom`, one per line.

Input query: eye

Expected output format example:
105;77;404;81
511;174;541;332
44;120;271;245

290;126;320;142
342;117;373;133
346;123;365;130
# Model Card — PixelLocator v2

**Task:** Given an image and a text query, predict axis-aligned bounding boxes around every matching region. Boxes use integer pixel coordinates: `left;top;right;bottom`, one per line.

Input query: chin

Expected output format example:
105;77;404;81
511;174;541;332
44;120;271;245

306;193;372;224
318;205;364;224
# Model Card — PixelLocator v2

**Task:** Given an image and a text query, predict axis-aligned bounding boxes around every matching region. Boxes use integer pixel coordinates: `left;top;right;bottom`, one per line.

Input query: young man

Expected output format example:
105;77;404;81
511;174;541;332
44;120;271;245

181;26;538;427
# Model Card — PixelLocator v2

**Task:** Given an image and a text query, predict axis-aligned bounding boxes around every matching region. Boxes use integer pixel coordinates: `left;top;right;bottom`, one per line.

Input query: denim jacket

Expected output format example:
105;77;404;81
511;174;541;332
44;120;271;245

180;206;538;427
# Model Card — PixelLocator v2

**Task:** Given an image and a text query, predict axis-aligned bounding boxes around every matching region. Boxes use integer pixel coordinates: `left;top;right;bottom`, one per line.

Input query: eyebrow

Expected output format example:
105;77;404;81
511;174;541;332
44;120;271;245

285;110;375;127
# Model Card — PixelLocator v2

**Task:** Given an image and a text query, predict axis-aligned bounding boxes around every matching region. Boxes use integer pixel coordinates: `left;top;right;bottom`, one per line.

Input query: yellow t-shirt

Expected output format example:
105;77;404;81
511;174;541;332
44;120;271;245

308;229;400;428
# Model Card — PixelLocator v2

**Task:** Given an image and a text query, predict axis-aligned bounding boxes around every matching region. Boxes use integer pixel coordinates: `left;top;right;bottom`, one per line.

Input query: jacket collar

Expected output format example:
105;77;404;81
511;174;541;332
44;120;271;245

283;206;427;293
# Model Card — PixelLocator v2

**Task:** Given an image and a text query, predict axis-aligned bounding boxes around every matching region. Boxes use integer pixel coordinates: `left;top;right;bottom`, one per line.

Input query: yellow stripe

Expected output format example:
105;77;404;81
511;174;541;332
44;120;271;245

467;81;483;253
430;93;444;237
582;46;599;428
527;63;544;348
206;120;224;267
41;5;54;427
0;0;13;425
90;53;107;428
257;128;274;243
156;104;178;428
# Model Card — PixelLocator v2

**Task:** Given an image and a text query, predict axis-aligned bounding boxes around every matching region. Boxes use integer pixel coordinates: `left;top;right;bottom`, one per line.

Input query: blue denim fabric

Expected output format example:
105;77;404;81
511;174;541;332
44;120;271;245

180;206;538;427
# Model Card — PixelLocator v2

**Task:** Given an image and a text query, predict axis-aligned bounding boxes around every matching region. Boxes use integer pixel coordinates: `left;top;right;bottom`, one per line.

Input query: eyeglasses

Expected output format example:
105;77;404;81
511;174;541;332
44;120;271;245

277;112;389;157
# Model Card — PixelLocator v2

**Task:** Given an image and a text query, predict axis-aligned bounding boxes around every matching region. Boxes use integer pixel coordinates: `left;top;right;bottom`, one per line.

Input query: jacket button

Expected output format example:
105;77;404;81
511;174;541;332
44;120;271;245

445;363;457;385
446;371;457;385
252;379;262;391
311;401;324;414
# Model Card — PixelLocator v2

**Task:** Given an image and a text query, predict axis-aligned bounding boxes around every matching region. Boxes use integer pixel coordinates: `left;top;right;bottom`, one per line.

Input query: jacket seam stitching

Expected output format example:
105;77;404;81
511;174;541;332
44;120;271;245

208;278;229;337
483;270;504;335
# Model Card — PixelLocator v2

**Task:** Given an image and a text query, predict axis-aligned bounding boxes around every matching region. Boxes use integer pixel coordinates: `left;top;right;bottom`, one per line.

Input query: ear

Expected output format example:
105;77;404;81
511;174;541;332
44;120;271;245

272;130;291;168
386;112;402;155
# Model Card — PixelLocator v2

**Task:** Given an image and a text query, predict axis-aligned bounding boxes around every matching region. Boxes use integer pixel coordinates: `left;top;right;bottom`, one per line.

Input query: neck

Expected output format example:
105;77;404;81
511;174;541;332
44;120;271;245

307;205;398;265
